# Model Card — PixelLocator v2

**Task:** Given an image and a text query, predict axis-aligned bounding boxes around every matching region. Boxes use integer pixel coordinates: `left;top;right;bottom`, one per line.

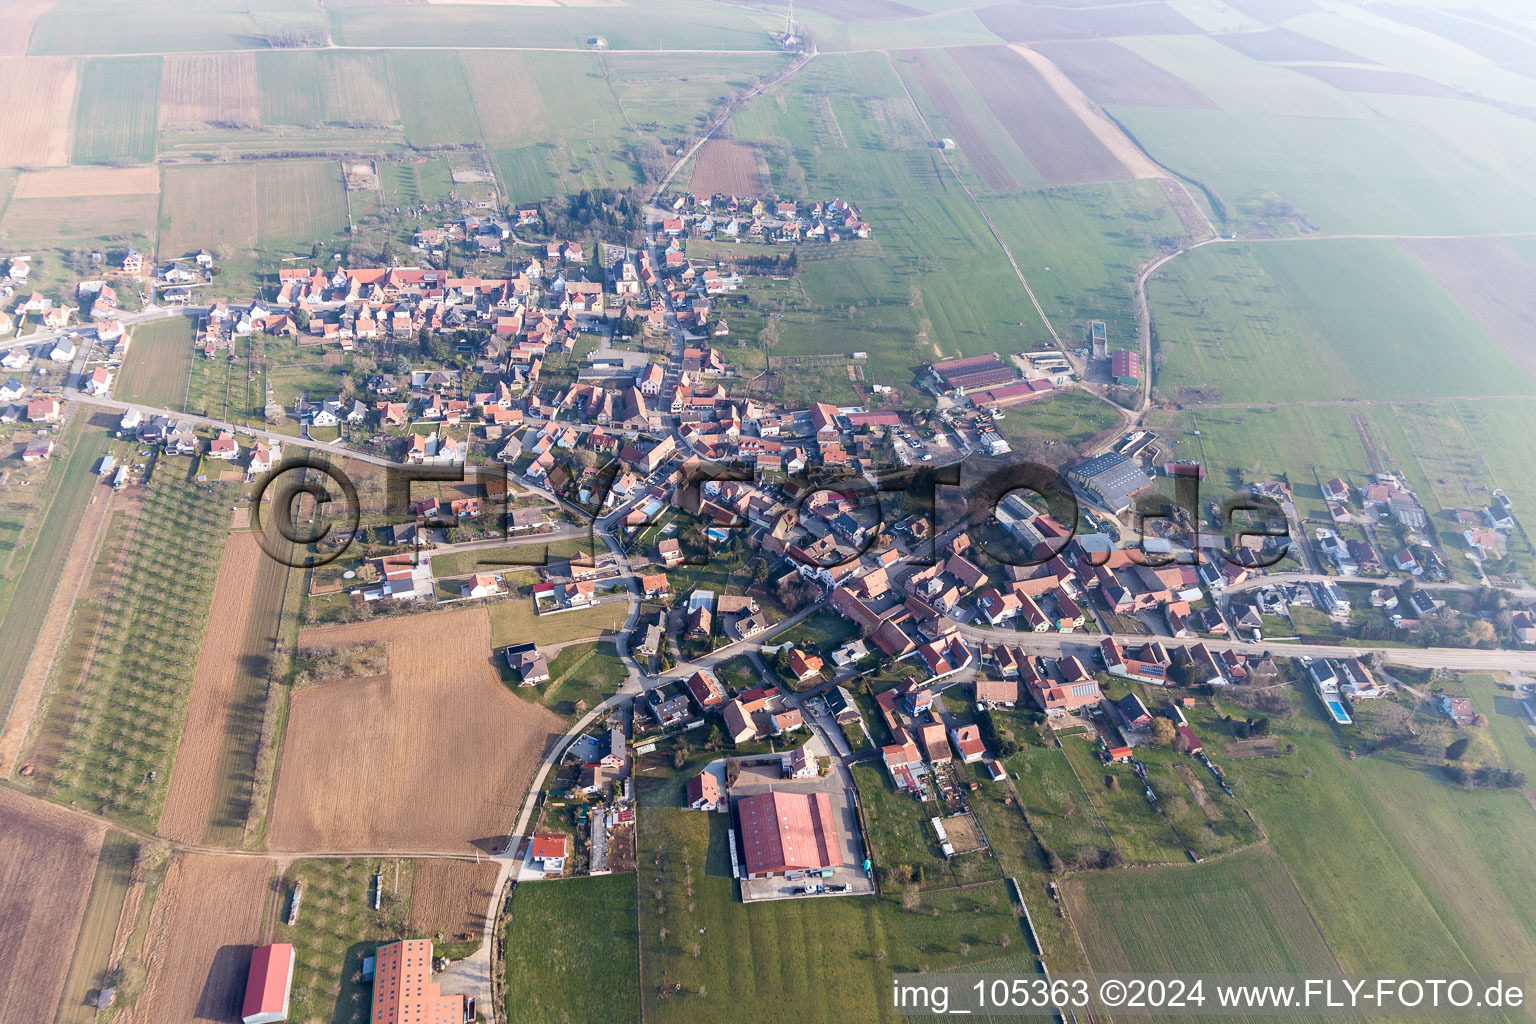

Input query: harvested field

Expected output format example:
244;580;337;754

160;160;347;255
0;788;104;1024
759;0;922;22
977;1;1201;42
159;52;261;130
1402;236;1536;379
0;57;76;166
120;854;276;1024
0;475;112;777
408;859;501;942
0;192;157;247
462;51;545;146
268;607;566;853
159;531;287;846
1215;27;1370;63
0;0;55;56
13;165;159;198
688;139;767;195
955;45;1157;185
1292;65;1463;98
1374;3;1536;66
1034;39;1216;109
903;49;1016;191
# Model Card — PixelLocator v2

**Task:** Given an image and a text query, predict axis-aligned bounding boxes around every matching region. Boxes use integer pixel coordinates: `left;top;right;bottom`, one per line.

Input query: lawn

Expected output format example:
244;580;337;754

487;599;622;649
503;873;640;1024
774;607;857;653
996;738;1113;867
1058;732;1188;866
114;317;194;411
638;807;1024;1024
71;56;160;165
852;762;958;890
531;641;628;717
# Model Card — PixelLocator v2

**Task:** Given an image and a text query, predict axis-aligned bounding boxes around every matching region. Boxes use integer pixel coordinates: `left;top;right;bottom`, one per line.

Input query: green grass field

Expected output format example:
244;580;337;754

638;807;1024;1024
0;419;107;729
1064;844;1344;1022
1114;103;1536;236
503;873;640;1024
853;762;962;889
72;57;161;165
1212;685;1499;977
114;317;194;411
255;49;399;126
159;159;348;256
1151;240;1536;406
390;52;484;147
487;599;622;649
532;641;628;717
30;0;327;55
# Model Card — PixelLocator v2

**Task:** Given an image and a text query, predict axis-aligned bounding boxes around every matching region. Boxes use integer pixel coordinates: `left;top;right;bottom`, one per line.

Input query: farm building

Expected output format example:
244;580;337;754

968;378;1054;409
370;939;465;1024
241;942;295;1024
1068;452;1153;515
734;791;842;878
1111;350;1141;386
925;353;1017;394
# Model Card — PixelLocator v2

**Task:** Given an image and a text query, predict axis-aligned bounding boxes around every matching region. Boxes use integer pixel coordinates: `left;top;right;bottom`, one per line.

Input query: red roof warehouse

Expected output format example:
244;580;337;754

242;943;295;1024
734;791;842;878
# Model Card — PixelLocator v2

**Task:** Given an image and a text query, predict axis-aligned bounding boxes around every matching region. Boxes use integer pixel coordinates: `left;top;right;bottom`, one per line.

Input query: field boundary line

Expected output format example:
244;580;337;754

0;481;116;778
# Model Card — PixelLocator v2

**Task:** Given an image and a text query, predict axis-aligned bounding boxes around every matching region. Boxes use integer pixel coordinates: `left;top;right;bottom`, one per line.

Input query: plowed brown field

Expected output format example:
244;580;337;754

268;607;565;853
0;57;76;166
408;859;501;942
13;165;160;198
158;532;264;845
159;53;261;130
120;854;276;1024
0;788;105;1024
688;140;767;196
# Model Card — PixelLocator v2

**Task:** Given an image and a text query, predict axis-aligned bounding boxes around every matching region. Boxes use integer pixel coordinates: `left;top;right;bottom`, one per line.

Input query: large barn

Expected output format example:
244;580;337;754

242;943;295;1024
370;939;466;1024
734;791;842;878
926;353;1017;394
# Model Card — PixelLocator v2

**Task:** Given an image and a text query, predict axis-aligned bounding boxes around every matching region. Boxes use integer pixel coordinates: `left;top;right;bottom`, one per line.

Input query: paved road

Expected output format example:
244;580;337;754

951;620;1536;672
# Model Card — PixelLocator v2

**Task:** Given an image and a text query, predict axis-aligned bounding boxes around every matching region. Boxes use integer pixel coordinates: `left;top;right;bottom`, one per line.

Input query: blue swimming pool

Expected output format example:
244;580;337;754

1326;700;1352;725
